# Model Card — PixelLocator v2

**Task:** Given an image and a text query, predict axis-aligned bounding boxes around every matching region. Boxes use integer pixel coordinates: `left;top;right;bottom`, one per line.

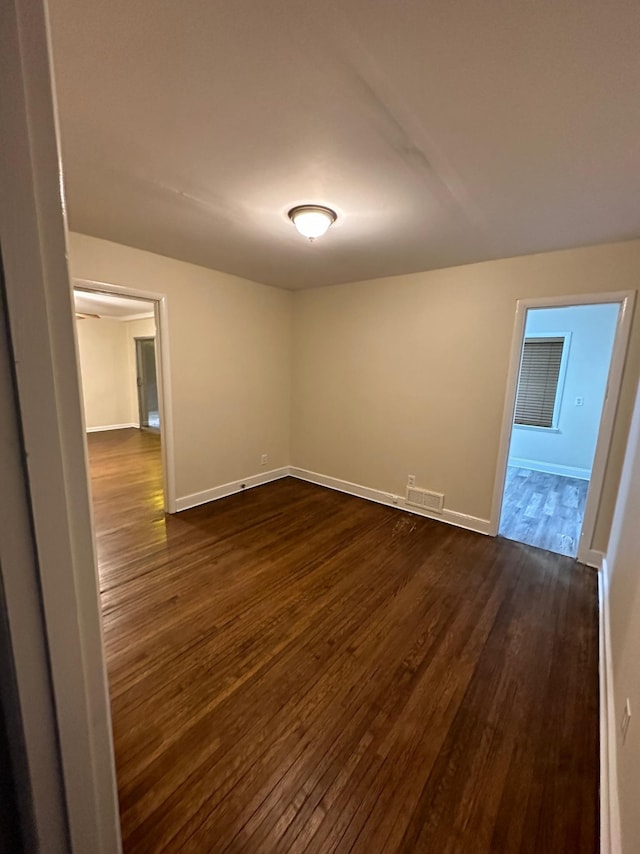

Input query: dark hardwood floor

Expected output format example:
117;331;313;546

499;466;590;558
87;429;599;853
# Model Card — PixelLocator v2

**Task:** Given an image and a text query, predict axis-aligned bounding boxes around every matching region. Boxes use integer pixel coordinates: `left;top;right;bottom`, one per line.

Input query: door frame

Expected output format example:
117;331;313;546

2;0;122;847
134;336;159;430
490;290;636;565
74;278;177;513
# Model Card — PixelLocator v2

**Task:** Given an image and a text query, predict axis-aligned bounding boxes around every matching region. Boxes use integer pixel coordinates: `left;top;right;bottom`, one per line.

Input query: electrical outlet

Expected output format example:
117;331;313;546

575;396;584;407
261;454;268;466
391;495;399;505
408;475;416;487
622;698;632;743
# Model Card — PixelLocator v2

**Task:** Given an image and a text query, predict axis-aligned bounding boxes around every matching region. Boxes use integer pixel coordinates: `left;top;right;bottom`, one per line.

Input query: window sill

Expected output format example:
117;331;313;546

513;424;561;434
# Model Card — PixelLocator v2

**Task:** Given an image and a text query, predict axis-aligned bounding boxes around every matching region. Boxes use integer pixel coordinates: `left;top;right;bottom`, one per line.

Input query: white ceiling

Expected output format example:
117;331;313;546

74;289;155;320
49;1;640;290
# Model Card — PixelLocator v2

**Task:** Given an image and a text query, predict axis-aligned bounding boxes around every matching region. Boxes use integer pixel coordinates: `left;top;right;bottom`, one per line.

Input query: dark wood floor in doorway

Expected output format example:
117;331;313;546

87;429;599;854
499;466;590;557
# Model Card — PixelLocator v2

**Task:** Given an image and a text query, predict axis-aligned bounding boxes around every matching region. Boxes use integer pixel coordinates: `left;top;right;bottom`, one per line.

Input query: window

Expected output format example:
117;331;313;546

514;336;566;428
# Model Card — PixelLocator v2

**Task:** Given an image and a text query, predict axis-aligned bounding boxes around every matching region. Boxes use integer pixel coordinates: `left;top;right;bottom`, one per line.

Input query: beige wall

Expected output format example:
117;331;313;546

291;239;640;551
605;379;640;852
71;231;640;552
69;232;293;502
76;316;135;429
76;314;157;429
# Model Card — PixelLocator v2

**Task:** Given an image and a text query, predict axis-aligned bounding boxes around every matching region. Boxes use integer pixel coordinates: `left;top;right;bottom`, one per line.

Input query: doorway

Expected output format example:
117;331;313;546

492;292;635;564
135;337;160;430
73;279;176;513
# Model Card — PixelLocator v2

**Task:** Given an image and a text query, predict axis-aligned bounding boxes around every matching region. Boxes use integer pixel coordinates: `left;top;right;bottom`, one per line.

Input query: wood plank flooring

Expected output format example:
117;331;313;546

87;429;599;853
499;466;590;557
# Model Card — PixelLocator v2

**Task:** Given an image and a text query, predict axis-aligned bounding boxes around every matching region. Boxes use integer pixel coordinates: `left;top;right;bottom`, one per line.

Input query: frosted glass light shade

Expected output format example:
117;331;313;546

288;205;337;240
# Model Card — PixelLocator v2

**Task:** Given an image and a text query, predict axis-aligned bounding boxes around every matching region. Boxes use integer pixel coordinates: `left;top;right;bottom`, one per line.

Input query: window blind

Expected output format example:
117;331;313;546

514;337;564;428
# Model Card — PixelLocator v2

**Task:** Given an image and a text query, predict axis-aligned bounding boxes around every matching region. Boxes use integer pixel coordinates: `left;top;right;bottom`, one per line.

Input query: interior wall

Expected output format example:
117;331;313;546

605;379;640;852
69;232;293;503
509;303;619;477
125;316;156;427
71;232;639;551
291;239;640;551
76;316;135;430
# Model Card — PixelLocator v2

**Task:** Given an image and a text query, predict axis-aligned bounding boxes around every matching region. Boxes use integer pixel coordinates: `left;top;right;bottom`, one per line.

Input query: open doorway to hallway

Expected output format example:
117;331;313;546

498;302;620;558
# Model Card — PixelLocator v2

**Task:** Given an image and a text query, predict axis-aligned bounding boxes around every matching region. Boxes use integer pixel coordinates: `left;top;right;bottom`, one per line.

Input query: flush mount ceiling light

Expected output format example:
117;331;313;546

288;205;337;241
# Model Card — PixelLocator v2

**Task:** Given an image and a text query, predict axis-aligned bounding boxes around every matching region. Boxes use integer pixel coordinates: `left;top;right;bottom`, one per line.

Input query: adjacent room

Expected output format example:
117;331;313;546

3;2;640;853
73;287;167;547
74;289;159;434
499;302;620;557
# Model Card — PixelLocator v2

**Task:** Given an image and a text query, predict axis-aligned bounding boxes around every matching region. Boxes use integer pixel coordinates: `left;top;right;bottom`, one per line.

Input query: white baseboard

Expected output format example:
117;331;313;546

599;558;621;854
86;422;137;433
289;467;492;536
175;467;289;512
176;465;491;535
509;457;591;480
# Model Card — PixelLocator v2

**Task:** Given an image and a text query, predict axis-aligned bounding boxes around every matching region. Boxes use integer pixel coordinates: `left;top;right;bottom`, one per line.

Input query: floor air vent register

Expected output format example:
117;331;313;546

405;486;444;513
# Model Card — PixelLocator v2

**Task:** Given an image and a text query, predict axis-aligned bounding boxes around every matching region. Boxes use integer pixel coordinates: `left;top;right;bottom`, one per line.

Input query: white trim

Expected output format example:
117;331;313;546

0;244;69;850
175;467;290;512
74;278;168;303
599;559;622;854
508;457;591;481
87;422;138;433
513;425;561;434
580;549;604;570
289;468;492;535
577;294;635;564
491;300;532;533
74;277;177;513
500;291;636;309
0;1;121;849
155;293;176;512
491;291;636;566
